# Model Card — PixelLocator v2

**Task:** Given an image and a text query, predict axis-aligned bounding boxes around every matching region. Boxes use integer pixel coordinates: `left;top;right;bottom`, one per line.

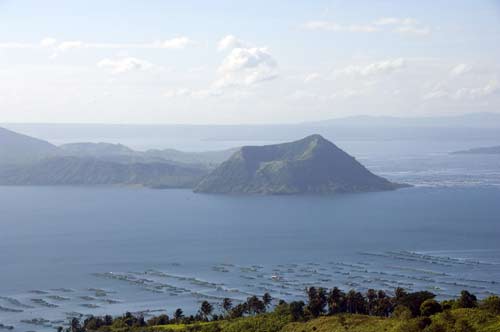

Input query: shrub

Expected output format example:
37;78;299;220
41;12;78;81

420;299;442;317
393;305;412;320
457;291;477;309
480;295;500;314
454;318;476;332
440;300;455;311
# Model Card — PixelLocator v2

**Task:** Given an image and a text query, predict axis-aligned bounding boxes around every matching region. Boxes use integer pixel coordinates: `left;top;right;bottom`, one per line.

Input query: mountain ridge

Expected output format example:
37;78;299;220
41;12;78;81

0;156;207;188
0;127;60;166
452;145;500;155
0;127;213;187
195;134;405;195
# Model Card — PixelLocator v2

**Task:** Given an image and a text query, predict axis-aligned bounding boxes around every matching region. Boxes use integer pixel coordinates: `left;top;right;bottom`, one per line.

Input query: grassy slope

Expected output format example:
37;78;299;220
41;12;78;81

430;308;500;332
285;309;500;332
105;309;500;332
284;315;399;332
148;314;289;332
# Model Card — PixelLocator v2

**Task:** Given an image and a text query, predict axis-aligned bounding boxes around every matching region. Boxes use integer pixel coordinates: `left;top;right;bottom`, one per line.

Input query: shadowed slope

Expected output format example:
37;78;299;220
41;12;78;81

0;127;60;165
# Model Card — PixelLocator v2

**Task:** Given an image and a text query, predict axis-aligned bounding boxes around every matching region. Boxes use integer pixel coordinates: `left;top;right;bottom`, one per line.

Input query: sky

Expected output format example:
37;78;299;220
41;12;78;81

0;0;500;124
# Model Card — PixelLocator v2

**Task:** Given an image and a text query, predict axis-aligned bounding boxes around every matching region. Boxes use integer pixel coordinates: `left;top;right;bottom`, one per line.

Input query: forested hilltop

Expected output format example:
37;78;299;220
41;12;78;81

52;287;500;332
195;135;405;194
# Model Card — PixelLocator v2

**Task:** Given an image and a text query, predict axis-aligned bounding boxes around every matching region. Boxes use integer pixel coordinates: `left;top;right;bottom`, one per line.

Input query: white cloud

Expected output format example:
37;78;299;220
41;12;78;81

33;36;193;58
335;58;406;76
161;38;278;100
56;40;86;52
164;87;223;99
423;80;500;101
31;36;195;56
191;88;224;98
214;47;278;88
289;88;366;101
40;37;57;47
373;17;418;26
422;89;449;100
454;80;499;100
187;66;207;73
373;17;431;36
162;41;279;99
303;21;379;32
395;26;431;36
217;35;245;51
97;57;154;74
288;90;321;100
450;63;471;76
331;89;366;99
164;88;192;98
304;73;321;83
152;36;193;49
303;17;431;36
0;42;37;49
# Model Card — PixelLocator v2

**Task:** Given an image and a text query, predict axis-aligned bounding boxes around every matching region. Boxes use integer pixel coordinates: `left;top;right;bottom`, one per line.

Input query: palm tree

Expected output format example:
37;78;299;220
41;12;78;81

306;287;327;317
354;291;367;314
366;289;377;315
375;296;393;317
199;301;214;321
230;303;247;318
289;301;305;321
174;308;184;322
222;298;233;314
247;295;266;315
395;287;407;300
327;287;345;314
345;290;366;314
263;293;272;307
70;318;81;332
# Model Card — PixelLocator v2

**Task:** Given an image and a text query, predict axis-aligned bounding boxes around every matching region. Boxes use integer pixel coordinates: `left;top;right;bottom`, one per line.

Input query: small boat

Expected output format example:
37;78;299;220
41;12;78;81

271;275;284;281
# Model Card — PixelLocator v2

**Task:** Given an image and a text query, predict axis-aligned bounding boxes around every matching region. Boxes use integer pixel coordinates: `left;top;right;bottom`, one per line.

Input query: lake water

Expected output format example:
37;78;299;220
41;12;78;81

0;138;499;331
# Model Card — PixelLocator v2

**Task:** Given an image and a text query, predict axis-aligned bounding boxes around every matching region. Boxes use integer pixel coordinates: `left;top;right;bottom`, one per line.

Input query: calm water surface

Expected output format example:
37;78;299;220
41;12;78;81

0;138;499;330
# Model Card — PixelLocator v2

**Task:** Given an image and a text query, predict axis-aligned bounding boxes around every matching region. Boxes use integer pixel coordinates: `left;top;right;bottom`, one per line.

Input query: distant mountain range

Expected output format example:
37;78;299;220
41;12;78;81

0;127;213;188
59;142;236;166
302;112;500;128
195;135;406;194
0;127;407;194
452;146;500;155
3;112;500;145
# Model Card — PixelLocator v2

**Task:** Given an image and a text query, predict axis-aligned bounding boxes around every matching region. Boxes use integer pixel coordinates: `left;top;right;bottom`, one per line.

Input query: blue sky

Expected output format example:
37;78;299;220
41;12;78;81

1;0;499;124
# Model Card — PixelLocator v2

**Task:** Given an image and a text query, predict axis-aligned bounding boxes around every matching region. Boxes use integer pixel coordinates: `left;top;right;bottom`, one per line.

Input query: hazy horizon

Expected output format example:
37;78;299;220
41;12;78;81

2;111;500;126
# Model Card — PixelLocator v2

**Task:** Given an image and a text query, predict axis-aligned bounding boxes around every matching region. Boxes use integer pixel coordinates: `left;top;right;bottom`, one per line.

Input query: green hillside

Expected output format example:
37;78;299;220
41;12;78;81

79;308;500;332
0;156;208;187
61;287;500;332
195;134;405;194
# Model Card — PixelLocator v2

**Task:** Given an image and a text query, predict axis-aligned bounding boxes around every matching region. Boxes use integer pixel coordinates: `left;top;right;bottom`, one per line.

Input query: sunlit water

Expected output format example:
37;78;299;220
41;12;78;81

0;139;499;331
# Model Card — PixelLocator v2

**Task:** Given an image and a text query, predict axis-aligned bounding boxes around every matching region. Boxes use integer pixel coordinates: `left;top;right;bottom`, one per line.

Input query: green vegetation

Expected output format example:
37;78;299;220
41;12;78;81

0;156;208;187
195;134;405;194
58;289;500;332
